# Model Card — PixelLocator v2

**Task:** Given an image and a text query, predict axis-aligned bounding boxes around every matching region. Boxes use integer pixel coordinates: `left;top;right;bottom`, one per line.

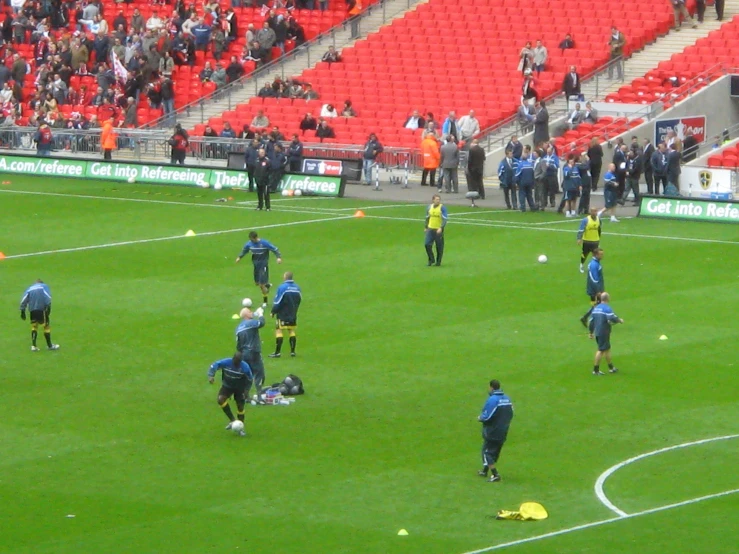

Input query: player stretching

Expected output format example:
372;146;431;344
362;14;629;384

20;279;60;351
208;352;253;436
590;292;623;375
269;271;302;358
580;248;605;328
235;231;282;306
577;207;605;273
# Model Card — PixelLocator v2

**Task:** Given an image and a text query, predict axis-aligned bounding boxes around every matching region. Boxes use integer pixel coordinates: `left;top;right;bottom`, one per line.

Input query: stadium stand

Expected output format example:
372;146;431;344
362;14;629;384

604;16;739;106
555;15;738;156
707;141;739;168
192;0;683;147
1;0;362;129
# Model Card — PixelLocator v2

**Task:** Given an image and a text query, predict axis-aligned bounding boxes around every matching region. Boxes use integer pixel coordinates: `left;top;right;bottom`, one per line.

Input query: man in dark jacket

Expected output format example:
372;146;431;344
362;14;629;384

620;150;641;205
666;144;682;192
268;143;287;193
244;138;260;192
254;148;272;210
362;133;383;186
533;100;549;146
642;138;655;194
466;139;486;203
612;144;628;198
651;142;668;195
477;379;514;483
287;134;303;173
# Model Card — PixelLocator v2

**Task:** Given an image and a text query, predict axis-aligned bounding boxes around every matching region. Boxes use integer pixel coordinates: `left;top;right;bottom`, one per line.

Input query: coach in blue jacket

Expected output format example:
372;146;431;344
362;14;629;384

497;149;517;209
477;379;514;482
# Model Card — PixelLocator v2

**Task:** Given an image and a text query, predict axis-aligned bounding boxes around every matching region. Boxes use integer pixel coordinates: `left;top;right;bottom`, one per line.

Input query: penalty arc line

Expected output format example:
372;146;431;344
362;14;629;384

459;488;739;554
594;433;739;517
2;215;353;259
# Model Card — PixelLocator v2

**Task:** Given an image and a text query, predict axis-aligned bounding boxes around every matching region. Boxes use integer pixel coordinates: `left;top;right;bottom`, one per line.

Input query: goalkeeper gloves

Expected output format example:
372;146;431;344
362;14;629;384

20;310;26;321
254;307;264;318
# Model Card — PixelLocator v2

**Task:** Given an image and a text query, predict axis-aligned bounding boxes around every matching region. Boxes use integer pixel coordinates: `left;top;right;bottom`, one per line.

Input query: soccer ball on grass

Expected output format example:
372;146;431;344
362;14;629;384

538;254;548;264
230;420;244;433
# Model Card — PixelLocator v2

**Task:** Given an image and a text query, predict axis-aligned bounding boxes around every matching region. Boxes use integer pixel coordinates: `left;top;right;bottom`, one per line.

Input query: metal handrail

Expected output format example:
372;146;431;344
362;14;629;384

143;0;417;129
660;62;728;107
478;57;626;151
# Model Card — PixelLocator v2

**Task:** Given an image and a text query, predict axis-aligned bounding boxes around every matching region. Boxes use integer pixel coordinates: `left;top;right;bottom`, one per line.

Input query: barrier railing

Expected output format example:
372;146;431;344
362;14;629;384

0;126;417;176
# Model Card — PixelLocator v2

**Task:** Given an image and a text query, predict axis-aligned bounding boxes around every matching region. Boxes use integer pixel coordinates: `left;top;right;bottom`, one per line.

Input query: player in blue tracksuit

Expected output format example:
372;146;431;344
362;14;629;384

514;154;536;212
603;163;620;222
269;271;302;358
580;248;605;327
19;279;59;352
497;149;517;209
562;157;581;217
589;292;623;375
477;379;514;482
208;352;253;434
235;231;283;305
236;307;267;402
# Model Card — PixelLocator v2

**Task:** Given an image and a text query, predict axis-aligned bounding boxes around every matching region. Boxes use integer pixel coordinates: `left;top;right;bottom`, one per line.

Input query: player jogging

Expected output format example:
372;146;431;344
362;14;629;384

425;194;448;266
590;292;623;375
477;379;514;483
208;352;253;436
19;279;60;352
236;305;267;403
269;271;302;358
580;248;605;327
235;231;283;306
577;207;605;273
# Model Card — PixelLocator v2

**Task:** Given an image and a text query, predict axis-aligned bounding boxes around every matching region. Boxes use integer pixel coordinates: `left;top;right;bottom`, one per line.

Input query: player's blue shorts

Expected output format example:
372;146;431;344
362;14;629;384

253;263;269;285
596;334;611;352
604;187;617;208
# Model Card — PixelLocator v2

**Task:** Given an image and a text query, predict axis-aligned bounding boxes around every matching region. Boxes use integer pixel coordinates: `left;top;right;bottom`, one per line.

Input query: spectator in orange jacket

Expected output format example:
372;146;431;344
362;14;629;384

420;131;440;187
101;118;117;160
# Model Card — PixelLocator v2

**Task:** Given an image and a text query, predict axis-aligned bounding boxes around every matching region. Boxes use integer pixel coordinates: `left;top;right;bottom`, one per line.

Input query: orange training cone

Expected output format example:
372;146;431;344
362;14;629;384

0;252;5;260
354;210;365;218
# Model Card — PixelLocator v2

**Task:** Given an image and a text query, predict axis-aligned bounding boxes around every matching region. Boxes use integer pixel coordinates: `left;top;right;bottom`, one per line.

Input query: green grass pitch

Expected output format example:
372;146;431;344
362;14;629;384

1;175;738;554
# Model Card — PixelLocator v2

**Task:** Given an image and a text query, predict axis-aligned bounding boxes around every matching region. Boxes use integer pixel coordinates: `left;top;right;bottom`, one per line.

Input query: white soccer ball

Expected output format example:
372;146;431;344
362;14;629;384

213;182;223;190
281;189;289;196
231;420;244;432
127;175;136;184
242;298;253;308
294;189;302;196
198;180;209;188
538;254;548;264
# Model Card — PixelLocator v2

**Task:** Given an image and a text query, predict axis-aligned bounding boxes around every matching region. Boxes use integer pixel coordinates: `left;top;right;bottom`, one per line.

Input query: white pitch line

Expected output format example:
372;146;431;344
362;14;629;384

460;488;739;554
363;214;739;245
0;189;342;217
594;434;739;517
3;215;353;259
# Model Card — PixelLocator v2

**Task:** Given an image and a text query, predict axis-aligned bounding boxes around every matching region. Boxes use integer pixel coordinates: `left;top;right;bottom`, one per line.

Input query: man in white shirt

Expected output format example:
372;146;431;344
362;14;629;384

404;109;425;130
146;11;164;32
457;110;480;143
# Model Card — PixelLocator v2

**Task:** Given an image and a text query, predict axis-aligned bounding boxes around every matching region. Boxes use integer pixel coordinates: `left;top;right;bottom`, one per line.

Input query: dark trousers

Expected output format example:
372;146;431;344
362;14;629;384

421;168;436;186
623;176;640;203
590;162;602;191
243;351;265;397
256;182;271;209
103;149;112;160
171;150;186;165
246;166;255;192
269;170;283;193
289;159;301;173
424;228;444;265
715;0;724;19
518;183;536;211
546;174;559;206
502;186;517;208
616;173;626;198
468;168;484;198
644;169;654;194
578;186;591;213
534;179;547;209
696;0;705;21
654;174;667;195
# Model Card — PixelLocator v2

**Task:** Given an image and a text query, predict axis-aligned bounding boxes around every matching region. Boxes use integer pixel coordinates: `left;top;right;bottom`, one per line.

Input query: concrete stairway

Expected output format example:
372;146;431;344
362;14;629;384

481;2;739;177
173;0;428;131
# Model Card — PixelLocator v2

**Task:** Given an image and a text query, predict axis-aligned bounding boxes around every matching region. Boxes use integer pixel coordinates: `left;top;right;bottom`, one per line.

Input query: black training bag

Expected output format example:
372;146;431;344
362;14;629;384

274;374;305;396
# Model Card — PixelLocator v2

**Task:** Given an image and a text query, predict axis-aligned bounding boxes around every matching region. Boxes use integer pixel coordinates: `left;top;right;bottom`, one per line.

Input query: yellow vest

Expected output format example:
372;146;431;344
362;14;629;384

583;216;601;242
427;204;444;230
